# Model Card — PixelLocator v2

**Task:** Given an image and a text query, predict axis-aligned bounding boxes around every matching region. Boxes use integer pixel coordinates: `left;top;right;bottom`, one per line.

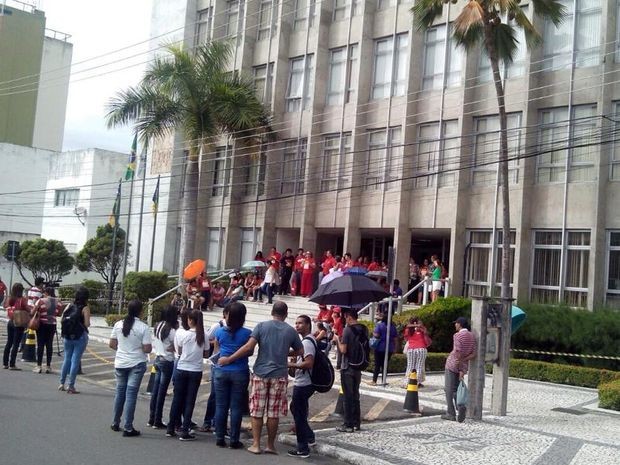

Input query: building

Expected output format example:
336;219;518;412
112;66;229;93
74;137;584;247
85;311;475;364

141;0;620;309
0;0;72;151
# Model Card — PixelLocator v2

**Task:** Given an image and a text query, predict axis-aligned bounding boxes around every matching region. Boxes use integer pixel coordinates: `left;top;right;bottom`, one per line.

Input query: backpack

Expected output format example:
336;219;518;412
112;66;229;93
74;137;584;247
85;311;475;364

303;336;335;393
61;304;85;340
347;324;370;371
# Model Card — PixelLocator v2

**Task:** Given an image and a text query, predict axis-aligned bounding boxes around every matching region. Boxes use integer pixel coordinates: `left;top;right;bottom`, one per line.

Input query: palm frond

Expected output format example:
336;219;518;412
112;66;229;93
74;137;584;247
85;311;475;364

531;0;565;27
411;0;446;30
489;23;519;63
513;7;541;49
453;1;485;48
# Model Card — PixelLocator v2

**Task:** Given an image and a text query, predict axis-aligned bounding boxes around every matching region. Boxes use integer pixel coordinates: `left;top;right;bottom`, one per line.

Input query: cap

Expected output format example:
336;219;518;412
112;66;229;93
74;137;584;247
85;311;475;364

454;316;469;327
318;304;327;310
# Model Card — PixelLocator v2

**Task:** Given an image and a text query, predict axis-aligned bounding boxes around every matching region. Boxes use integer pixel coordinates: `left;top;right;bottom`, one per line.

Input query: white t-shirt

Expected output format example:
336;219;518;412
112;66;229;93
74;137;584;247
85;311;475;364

176;328;207;372
207;319;227;342
111;318;152;369
153;322;176;362
294;335;316;387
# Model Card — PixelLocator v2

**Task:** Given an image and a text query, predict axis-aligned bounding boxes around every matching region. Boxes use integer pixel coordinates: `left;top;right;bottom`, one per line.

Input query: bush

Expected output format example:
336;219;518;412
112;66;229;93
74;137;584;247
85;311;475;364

105;313;126;327
57;286;75;300
507;358;620;388
124;271;169;302
365;352;448;374
599;379;620;411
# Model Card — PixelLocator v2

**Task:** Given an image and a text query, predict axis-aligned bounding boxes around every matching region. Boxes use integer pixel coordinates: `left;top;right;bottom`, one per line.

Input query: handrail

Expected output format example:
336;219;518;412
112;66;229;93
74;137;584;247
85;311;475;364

147;283;184;326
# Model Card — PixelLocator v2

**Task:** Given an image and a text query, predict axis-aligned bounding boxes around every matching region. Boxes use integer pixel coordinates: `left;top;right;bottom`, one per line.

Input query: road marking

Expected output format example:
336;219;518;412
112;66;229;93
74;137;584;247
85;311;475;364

310;400;338;423
363;398;391;421
86;346;114;365
81;367;115;377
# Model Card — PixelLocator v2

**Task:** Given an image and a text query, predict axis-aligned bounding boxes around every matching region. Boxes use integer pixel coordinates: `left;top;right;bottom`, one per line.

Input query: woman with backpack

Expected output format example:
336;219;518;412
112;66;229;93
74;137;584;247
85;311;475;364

59;287;91;393
32;287;62;374
148;306;179;429
3;283;30;370
110;300;152;436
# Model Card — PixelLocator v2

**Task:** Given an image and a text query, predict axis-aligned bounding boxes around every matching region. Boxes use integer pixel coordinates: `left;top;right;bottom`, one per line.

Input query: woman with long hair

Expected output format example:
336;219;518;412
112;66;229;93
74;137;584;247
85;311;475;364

404;317;431;388
369;312;398;386
148;306;179;429
109;300;152;436
300;251;316;297
166;309;206;441
32;286;62;373
3;283;30;370
59;287;91;393
213;302;251;448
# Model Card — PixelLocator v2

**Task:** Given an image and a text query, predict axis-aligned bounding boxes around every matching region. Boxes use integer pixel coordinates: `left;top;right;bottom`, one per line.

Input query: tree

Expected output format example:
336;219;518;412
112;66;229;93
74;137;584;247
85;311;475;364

1;238;74;285
411;0;564;415
76;224;127;287
105;41;271;274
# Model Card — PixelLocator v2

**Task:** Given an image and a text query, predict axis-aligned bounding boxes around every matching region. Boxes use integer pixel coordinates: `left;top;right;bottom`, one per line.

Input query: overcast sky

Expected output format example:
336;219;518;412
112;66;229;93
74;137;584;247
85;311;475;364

38;0;153;153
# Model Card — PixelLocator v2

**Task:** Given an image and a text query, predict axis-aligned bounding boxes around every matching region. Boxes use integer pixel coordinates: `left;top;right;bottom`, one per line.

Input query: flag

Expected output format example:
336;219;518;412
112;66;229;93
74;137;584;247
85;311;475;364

109;181;121;227
151;175;160;216
125;134;137;180
137;146;147;178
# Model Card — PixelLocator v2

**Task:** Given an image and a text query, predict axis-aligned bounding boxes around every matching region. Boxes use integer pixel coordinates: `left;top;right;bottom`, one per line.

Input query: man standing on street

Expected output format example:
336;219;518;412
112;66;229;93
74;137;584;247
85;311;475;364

442;316;476;423
287;314;316;458
333;308;368;433
219;301;303;454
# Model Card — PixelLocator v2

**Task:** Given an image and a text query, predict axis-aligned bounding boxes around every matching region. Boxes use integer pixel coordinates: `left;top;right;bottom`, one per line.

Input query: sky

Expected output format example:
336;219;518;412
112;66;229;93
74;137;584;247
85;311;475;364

37;0;153;153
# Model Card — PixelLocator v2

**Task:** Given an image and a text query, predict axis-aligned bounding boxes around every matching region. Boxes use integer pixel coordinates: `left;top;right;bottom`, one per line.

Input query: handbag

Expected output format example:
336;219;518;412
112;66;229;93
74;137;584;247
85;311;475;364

369;336;380;350
423;332;433;348
456;379;469;406
12;300;30;328
28;311;40;331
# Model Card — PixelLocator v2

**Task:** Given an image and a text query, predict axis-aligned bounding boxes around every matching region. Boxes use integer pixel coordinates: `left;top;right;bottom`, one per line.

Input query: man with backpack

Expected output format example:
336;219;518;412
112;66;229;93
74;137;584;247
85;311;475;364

333;308;368;433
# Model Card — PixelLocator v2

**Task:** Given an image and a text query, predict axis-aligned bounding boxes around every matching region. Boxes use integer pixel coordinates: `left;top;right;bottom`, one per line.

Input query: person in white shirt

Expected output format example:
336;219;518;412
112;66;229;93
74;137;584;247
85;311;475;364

166;309;207;441
148;306;178;429
109;300;152;437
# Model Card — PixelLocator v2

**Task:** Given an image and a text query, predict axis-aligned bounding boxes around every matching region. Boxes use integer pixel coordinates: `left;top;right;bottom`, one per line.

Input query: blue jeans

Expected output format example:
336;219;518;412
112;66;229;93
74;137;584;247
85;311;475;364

168;369;202;433
202;365;217;428
257;283;274;303
290;384;315;453
214;368;249;443
59;333;88;388
149;357;174;424
113;361;147;431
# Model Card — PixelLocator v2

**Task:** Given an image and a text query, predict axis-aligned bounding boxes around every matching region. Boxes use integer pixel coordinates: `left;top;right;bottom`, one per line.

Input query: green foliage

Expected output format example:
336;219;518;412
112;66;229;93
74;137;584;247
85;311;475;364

57;286;76;300
105;313;126;327
2;238;74;285
508;358;620;388
599;378;620;411
75;224;127;285
123;271;169;302
366;352;449;374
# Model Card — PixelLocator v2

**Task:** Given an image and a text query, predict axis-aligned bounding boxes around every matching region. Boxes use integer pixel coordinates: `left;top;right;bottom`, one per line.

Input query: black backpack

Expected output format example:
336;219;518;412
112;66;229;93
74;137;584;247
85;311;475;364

61;304;85;340
303;336;335;393
347;324;370;371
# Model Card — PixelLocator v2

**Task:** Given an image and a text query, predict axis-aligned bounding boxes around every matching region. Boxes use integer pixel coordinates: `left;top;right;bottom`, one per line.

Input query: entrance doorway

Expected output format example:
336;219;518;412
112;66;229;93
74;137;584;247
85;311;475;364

360;231;394;263
316;229;344;257
410;229;451;270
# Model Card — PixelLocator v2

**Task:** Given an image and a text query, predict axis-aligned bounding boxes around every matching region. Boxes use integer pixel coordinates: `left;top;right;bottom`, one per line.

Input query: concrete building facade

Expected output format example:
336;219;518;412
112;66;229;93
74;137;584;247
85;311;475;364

145;0;620;309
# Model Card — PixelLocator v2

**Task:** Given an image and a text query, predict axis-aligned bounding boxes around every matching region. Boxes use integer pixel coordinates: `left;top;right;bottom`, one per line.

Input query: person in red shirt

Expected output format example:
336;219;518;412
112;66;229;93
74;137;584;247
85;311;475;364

367;259;381;272
300;251;316;297
403;317;431;388
0;276;7;305
313;304;333;325
292;248;305;296
342;253;353;270
331;307;344;369
319;250;336;282
267;247;282;263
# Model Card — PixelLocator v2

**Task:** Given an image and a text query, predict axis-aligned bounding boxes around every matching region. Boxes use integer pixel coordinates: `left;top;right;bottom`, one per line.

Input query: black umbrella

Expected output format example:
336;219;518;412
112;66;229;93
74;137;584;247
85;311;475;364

308;274;390;307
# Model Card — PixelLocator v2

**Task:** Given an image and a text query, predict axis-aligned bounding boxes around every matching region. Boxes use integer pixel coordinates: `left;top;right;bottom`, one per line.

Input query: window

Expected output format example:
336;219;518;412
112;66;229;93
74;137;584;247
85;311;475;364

253;63;274;106
377;0;406;9
243;151;266;196
226;0;244;38
333;0;358;21
194;8;213;46
544;0;601;70
537;105;597;183
212;147;231;196
286;54;314;112
294;0;315;30
464;230;515;298
207;228;222;271
531;230;590;307
326;44;358;105
240;228;260;267
372;33;409;99
606;231;620;308
257;0;275;40
366;127;402;190
281;139;307;194
321;133;351;191
472;113;522;185
54;189;79;207
422;24;462;90
610;102;620;180
414;120;459;188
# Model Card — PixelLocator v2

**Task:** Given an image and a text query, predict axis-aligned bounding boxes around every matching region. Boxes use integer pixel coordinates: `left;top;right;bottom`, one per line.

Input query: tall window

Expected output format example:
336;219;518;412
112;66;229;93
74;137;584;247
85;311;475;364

377;0;405;9
207;228;222;271
253;63;274;106
422;24;462;90
611;102;620;180
257;0;275;40
194;8;213;46
240;228;260;266
471;113;522;185
212;147;231;196
414;120;459;188
294;0;316;30
333;0;358;21
281;139;307;194
226;0;244;38
372;33;409;99
321;133;351;191
54;189;79;207
327;44;358;105
606;231;620;308
531;230;590;307
366;127;402;190
537;105;597;183
543;0;601;70
243;152;266;196
464;230;515;297
286;54;314;112
478;10;527;81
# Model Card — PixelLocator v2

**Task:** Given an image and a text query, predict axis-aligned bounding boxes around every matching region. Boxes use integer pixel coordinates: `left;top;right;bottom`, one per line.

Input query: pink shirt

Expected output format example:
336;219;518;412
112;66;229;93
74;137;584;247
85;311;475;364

445;329;476;374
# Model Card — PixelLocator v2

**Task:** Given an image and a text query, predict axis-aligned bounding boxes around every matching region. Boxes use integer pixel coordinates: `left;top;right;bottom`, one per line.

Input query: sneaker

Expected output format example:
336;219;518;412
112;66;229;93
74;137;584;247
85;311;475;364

179;433;196;441
110;424;120;432
197;425;212;433
122;429;141;437
152;422;167;429
45;367;53;374
165;430;176;438
308;440;317;447
354;425;361;431
335;425;354;433
440;414;456;421
33;366;42;373
146;421;154;428
457;405;466;423
66;387;80;394
287;450;310;458
229;441;244;449
58;384;65;391
216;439;227;448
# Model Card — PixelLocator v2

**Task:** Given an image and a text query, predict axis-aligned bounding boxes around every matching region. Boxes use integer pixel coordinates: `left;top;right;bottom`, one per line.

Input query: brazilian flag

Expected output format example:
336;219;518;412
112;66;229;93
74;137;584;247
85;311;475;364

125;134;137;180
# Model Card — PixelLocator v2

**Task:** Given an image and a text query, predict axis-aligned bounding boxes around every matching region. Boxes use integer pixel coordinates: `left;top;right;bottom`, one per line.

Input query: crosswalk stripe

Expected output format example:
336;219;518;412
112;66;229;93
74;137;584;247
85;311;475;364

363;398;391;421
309;400;337;423
81;367;114;377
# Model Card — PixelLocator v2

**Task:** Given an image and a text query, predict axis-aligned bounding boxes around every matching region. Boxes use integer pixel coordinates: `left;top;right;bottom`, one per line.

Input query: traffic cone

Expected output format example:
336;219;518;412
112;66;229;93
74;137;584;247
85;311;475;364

21;329;37;363
403;370;422;416
330;386;344;417
146;365;157;394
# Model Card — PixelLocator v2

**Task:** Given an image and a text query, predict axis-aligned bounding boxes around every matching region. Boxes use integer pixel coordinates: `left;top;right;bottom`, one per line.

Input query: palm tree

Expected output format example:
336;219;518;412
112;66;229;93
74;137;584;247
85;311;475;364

106;41;271;273
412;0;564;414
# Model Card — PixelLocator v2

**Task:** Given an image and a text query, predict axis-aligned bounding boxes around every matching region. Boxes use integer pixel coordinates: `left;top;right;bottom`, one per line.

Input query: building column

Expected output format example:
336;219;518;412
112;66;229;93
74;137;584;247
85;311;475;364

343;226;361;257
393;224;411;289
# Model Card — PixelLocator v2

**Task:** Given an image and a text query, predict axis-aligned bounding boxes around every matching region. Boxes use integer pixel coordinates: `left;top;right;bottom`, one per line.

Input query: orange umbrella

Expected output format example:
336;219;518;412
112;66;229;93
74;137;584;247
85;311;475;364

183;259;206;280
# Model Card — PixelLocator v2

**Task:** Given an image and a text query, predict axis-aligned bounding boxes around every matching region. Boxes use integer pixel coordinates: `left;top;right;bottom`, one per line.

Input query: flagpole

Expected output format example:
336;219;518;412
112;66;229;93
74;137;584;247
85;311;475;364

118;136;137;313
150;175;161;271
135;145;148;271
107;179;122;315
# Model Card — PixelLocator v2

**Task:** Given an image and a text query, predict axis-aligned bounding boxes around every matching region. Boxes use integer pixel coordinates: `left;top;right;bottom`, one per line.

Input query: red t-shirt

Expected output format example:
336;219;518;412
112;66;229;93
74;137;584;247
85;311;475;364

405;329;428;350
0;281;7;298
321;257;336;275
